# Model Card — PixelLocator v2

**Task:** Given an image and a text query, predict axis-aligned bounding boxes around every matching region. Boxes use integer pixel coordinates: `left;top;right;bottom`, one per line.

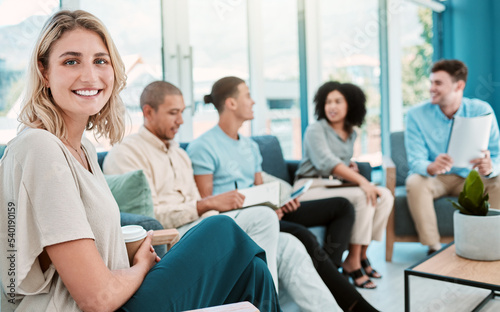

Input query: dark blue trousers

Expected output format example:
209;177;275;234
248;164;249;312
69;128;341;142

119;215;281;312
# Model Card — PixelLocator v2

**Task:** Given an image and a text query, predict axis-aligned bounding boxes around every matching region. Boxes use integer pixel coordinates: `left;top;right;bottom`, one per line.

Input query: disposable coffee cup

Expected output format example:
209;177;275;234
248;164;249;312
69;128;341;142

121;225;147;265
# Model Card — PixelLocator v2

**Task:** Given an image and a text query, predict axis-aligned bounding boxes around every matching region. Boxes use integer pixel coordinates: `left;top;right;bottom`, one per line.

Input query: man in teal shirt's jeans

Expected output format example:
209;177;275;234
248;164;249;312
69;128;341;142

405;59;500;255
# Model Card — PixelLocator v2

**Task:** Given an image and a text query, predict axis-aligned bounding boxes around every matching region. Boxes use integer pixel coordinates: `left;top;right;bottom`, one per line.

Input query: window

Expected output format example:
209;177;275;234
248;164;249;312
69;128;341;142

320;0;381;165
1;1;437;158
401;4;433;113
261;0;301;159
80;0;163;149
0;0;59;144
189;0;250;137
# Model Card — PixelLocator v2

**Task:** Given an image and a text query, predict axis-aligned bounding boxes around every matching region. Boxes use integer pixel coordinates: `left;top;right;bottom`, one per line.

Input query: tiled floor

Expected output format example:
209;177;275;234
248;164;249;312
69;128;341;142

358;240;500;312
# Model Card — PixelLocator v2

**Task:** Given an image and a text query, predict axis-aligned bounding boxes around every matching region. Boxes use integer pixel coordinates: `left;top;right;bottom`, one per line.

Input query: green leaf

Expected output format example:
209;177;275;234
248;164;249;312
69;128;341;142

458;191;466;205
478;196;490;216
448;200;468;214
461;197;478;215
478;202;489;216
454;170;489;216
462;171;483;206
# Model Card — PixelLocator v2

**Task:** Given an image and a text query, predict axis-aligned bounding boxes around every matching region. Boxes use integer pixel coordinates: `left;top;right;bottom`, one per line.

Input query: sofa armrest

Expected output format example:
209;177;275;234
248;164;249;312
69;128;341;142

286;160;300;184
186;302;258;312
152;229;180;249
383;155;396;195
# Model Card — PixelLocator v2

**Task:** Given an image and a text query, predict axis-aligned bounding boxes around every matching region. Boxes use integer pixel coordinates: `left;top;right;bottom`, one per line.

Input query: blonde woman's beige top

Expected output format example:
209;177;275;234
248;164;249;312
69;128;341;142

0;128;129;312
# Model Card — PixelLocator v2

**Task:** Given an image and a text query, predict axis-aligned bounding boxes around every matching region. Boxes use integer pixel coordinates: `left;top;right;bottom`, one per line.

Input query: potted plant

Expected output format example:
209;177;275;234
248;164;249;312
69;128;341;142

450;170;500;260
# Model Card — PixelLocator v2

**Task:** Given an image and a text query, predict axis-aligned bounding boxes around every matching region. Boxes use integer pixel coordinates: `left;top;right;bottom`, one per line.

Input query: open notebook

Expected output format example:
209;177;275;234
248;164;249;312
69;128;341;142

237;179;313;210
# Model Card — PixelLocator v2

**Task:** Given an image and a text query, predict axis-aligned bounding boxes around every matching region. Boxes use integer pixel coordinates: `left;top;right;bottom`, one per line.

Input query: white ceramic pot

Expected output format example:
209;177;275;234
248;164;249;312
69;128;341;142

454;209;500;261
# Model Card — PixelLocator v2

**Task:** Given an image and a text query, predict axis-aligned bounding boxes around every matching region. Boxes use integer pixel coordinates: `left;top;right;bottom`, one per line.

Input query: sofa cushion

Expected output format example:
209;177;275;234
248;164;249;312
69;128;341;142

98;151;108;170
390;132;409;187
394;186;455;236
105;170;155;218
252;135;292;184
180;142;189;150
0;145;6;159
357;162;372;181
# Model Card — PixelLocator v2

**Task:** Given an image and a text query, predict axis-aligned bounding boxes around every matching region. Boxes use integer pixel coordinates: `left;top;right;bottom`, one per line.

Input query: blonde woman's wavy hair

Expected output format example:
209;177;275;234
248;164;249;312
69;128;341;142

18;10;126;144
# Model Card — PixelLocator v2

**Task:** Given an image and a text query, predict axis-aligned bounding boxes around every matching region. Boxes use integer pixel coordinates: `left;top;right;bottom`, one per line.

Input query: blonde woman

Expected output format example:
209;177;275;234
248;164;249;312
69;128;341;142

0;10;280;312
295;82;393;289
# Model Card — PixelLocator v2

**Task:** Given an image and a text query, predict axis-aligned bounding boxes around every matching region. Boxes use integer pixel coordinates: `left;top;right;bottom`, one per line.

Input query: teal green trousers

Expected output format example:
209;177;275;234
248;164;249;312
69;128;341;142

119;215;281;312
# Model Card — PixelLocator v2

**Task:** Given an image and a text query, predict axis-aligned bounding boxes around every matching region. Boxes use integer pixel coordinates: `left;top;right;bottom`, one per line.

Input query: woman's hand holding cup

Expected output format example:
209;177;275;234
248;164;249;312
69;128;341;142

133;231;160;269
122;226;160;268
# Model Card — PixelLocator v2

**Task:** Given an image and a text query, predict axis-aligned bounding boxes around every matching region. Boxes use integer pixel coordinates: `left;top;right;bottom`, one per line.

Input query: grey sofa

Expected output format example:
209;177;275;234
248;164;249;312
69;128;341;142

384;131;455;261
2;133;373;261
97;136;334;250
2;135;372;310
251;135;372;187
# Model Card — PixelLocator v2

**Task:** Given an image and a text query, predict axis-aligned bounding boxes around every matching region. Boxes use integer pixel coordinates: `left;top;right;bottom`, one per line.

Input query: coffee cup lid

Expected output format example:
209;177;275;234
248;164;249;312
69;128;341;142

121;225;147;243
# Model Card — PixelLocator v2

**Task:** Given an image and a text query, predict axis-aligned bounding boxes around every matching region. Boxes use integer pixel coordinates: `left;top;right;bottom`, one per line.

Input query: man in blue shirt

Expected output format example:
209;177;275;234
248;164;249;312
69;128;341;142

405;59;500;254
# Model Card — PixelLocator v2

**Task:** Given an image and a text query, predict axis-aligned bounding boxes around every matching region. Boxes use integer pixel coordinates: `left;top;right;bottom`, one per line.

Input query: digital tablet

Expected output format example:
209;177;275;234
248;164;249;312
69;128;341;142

281;179;313;206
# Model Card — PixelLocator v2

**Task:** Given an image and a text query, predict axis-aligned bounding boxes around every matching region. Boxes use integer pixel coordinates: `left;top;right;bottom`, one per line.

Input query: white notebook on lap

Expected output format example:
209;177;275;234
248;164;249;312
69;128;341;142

238;181;281;210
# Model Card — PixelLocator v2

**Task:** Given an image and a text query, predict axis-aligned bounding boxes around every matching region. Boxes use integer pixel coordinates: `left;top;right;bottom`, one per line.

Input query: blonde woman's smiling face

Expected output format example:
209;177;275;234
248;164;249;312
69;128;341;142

42;28;114;124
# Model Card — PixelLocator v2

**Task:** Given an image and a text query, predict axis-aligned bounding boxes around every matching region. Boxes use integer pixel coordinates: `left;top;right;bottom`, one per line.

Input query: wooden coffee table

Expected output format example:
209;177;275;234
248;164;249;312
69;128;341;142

405;243;500;311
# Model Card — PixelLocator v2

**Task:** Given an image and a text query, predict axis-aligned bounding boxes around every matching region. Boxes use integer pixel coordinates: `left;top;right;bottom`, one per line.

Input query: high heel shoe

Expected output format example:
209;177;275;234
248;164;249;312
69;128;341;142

361;258;382;279
342;268;377;289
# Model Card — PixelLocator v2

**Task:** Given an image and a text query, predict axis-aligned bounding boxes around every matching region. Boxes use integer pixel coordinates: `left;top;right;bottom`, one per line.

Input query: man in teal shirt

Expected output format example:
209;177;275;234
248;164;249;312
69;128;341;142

405;59;500;254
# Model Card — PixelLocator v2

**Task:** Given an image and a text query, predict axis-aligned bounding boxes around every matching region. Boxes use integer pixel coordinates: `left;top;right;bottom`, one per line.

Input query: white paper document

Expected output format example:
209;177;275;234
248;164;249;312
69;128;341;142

447;114;493;168
238;181;281;210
